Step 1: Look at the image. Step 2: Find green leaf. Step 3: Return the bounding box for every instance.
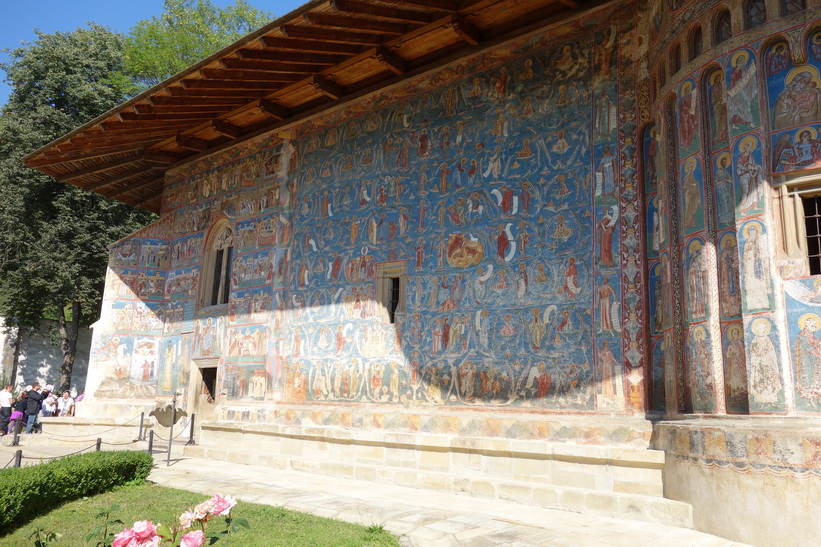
[156,523,173,538]
[234,518,250,529]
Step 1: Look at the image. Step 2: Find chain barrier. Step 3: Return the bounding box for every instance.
[32,413,143,439]
[151,418,190,442]
[2,454,16,469]
[19,444,97,462]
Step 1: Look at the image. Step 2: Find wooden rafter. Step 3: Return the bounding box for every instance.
[176,134,211,151]
[332,0,435,24]
[281,25,384,45]
[107,174,165,199]
[86,167,157,191]
[219,58,323,74]
[211,119,243,139]
[258,36,365,55]
[309,75,344,100]
[304,13,409,34]
[236,48,350,65]
[257,99,290,120]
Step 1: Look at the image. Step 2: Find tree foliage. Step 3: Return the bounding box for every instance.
[0,25,154,389]
[124,0,272,88]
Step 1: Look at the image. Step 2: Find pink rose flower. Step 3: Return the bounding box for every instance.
[193,500,214,520]
[112,528,137,547]
[180,530,205,547]
[132,520,157,541]
[208,494,237,516]
[137,537,161,547]
[179,510,196,529]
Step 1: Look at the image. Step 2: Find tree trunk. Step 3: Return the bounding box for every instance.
[9,327,22,388]
[58,300,80,393]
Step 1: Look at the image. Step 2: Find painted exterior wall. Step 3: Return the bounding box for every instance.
[85,3,648,417]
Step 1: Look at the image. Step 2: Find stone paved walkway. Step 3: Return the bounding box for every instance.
[0,438,751,546]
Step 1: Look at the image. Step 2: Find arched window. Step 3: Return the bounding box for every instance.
[714,10,732,45]
[670,44,682,75]
[201,222,234,308]
[745,0,766,29]
[659,62,667,88]
[781,0,805,16]
[689,26,703,60]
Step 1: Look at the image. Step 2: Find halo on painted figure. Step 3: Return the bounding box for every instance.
[730,50,749,67]
[742,219,764,238]
[687,238,702,254]
[716,150,732,166]
[684,156,698,173]
[709,70,723,86]
[692,325,707,340]
[795,126,818,141]
[785,65,821,87]
[738,135,759,152]
[719,231,736,248]
[726,324,743,339]
[798,312,821,330]
[751,317,772,336]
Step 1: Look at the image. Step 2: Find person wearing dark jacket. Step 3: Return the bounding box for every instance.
[25,383,42,433]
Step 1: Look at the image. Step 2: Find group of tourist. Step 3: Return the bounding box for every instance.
[0,383,82,435]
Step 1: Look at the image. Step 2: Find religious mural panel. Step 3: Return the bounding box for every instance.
[784,278,821,412]
[726,49,761,138]
[746,316,786,412]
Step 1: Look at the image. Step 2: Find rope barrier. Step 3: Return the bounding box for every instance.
[2,454,16,469]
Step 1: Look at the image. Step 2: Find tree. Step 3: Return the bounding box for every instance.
[125,0,273,88]
[0,25,154,391]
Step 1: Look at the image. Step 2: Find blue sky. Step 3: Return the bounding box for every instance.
[0,0,306,105]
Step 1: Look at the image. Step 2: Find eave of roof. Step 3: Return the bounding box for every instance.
[23,0,592,214]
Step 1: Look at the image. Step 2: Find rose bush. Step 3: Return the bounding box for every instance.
[111,494,246,547]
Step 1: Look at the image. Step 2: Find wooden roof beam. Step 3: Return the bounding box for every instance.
[181,79,289,90]
[449,15,481,46]
[56,154,143,182]
[86,167,157,192]
[310,75,344,100]
[199,68,305,82]
[257,99,290,120]
[211,119,242,139]
[331,0,436,24]
[303,13,409,35]
[29,142,147,167]
[388,0,459,10]
[120,112,217,121]
[143,150,181,165]
[374,46,407,75]
[258,36,364,55]
[134,104,230,114]
[219,58,322,74]
[236,48,349,65]
[175,134,211,152]
[107,174,165,199]
[281,25,384,45]
[148,96,247,106]
[166,86,269,98]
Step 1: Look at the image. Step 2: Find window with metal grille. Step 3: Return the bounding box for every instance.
[803,195,821,274]
[377,262,406,324]
[201,223,234,308]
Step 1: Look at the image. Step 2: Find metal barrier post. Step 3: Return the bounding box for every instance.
[10,418,21,447]
[167,395,176,467]
[186,413,196,446]
[14,449,21,468]
[137,412,145,441]
[96,438,102,452]
[148,430,154,454]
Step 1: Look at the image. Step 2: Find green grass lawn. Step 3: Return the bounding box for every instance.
[0,483,399,546]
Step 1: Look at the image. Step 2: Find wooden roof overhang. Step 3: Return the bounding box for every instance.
[23,0,591,213]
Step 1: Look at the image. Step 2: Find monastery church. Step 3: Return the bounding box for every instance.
[24,0,821,543]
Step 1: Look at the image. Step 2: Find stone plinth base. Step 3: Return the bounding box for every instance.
[184,407,690,527]
[652,416,821,546]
